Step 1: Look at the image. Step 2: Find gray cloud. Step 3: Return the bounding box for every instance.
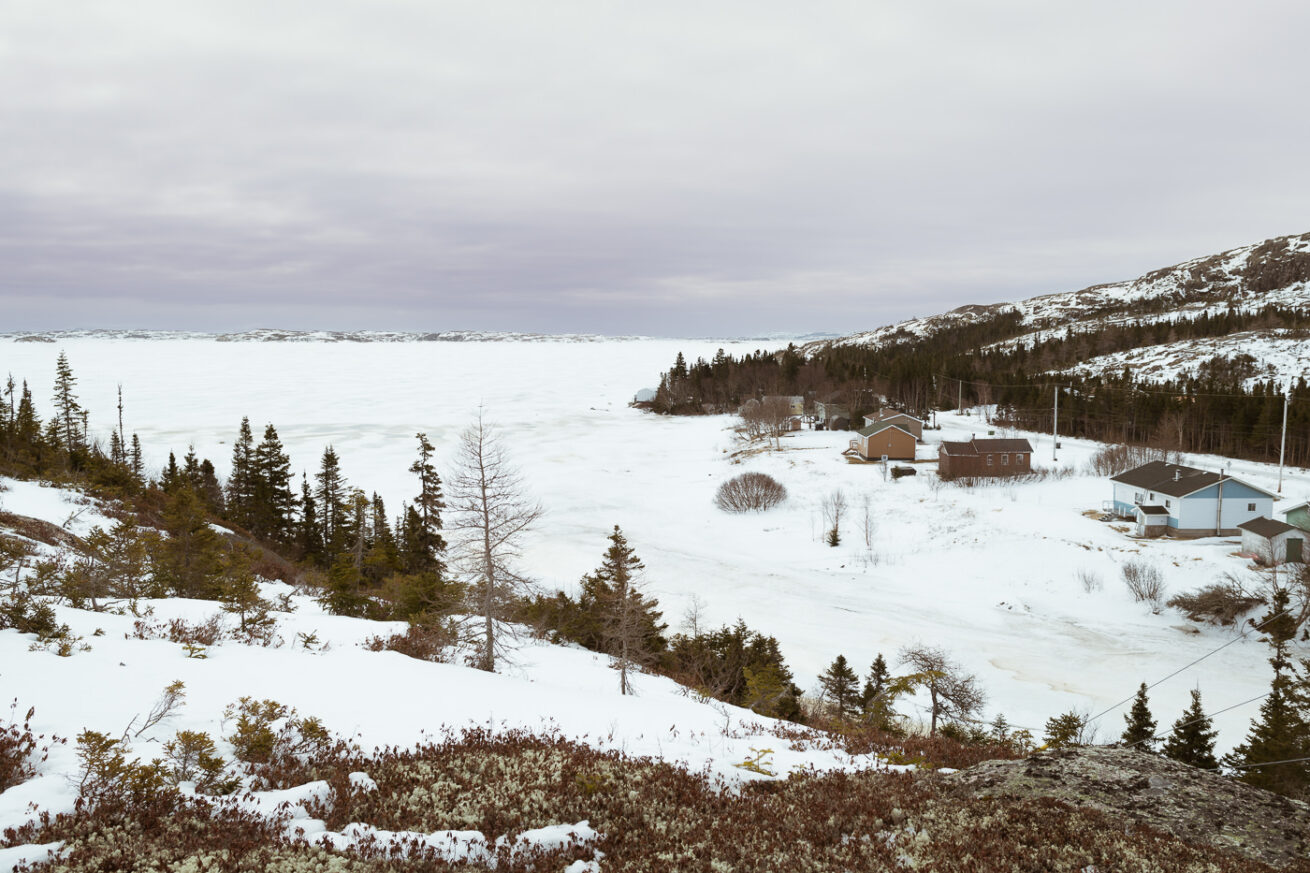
[2,0,1308,336]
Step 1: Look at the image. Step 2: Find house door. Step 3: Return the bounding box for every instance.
[1289,538,1304,563]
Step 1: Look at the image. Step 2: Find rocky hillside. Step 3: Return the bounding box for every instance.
[946,746,1310,869]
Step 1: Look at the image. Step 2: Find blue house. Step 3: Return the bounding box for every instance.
[1109,461,1276,538]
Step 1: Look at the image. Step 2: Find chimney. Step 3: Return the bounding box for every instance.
[1174,470,1180,481]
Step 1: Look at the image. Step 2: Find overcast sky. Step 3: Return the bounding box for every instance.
[2,1,1308,337]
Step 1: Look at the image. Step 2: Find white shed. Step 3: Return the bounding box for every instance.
[1237,517,1305,564]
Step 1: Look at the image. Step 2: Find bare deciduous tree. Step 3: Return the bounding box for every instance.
[859,492,876,549]
[759,396,793,450]
[448,411,543,672]
[898,643,986,735]
[820,489,847,546]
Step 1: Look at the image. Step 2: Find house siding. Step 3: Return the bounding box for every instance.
[856,428,915,460]
[1174,482,1273,535]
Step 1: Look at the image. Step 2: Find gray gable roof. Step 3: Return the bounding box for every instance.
[1238,517,1300,539]
[857,421,914,438]
[1110,461,1277,499]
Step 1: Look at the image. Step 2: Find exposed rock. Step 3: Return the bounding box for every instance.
[942,745,1310,869]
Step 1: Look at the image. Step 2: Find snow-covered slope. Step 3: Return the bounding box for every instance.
[809,232,1310,385]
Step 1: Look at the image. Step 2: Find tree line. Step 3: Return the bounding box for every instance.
[650,305,1310,467]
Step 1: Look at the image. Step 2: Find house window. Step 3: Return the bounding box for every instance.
[1149,492,1155,500]
[1016,454,1024,463]
[1165,499,1172,509]
[1002,454,1009,465]
[987,455,993,466]
[1248,503,1256,512]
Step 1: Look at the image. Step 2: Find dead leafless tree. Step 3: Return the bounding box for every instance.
[448,411,543,672]
[898,643,986,736]
[759,396,793,450]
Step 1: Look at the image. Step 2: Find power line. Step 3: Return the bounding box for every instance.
[1120,692,1271,752]
[1085,605,1298,728]
[1219,755,1310,772]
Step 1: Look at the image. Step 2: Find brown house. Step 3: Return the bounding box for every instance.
[938,437,1033,478]
[850,422,916,461]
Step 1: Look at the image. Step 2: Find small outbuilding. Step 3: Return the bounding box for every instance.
[937,437,1033,478]
[1238,517,1305,564]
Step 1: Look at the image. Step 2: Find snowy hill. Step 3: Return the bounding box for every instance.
[809,232,1310,385]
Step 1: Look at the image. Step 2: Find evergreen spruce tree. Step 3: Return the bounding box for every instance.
[1121,682,1158,751]
[314,446,350,560]
[861,653,891,713]
[52,351,82,460]
[16,382,39,452]
[297,474,323,564]
[407,432,447,573]
[1226,587,1310,795]
[198,459,225,514]
[819,654,860,720]
[1043,710,1087,748]
[160,452,182,492]
[130,434,143,481]
[251,424,296,542]
[1161,689,1219,769]
[579,526,666,694]
[227,417,256,528]
[218,546,273,638]
[321,554,368,618]
[108,430,124,468]
[362,493,400,585]
[157,485,224,599]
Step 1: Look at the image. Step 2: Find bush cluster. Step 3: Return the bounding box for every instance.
[714,472,788,513]
[1168,583,1265,626]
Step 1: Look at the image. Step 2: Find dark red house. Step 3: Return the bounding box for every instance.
[938,437,1034,478]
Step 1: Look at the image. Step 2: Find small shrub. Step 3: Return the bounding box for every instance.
[75,729,169,806]
[1123,560,1167,611]
[1077,568,1103,593]
[364,621,458,663]
[0,589,67,640]
[714,472,788,513]
[223,697,335,789]
[1,702,40,791]
[1167,582,1264,626]
[163,730,238,794]
[132,614,224,647]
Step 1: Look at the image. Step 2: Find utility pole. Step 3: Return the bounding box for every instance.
[1053,385,1059,462]
[1278,390,1289,493]
[958,380,963,415]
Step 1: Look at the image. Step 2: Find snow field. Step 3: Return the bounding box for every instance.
[0,337,1305,771]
